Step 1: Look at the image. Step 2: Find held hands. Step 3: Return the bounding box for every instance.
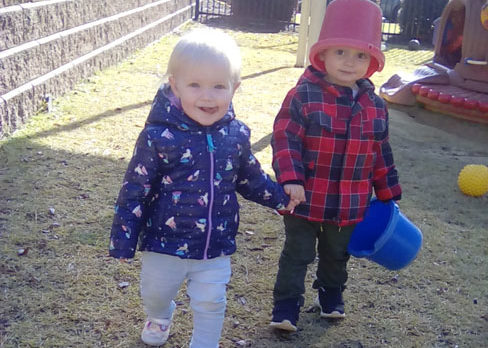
[284,184,306,212]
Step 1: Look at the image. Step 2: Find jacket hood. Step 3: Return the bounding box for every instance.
[145,83,236,131]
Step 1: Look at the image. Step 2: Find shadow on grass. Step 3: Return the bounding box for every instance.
[15,100,152,141]
[389,104,488,149]
[242,66,293,81]
[251,132,272,154]
[0,136,146,346]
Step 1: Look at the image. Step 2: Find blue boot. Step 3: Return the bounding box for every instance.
[316,286,345,319]
[269,298,301,331]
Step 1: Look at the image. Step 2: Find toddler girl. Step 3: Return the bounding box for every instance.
[109,28,297,347]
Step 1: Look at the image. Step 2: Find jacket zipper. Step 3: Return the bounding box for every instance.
[203,132,215,259]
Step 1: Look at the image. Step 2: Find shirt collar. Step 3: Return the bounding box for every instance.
[300,66,375,97]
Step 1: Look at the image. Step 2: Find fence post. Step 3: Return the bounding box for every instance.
[296,0,310,67]
[194,0,200,20]
[296,0,327,67]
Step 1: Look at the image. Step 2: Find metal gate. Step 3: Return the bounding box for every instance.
[194,0,300,29]
[195,0,397,39]
[194,0,444,43]
[194,0,232,21]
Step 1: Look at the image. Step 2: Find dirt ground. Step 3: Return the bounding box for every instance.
[1,22,487,347]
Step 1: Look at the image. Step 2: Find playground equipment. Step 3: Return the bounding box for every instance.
[380,0,488,123]
[457,164,488,196]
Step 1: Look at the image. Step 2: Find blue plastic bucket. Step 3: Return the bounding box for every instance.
[348,199,422,270]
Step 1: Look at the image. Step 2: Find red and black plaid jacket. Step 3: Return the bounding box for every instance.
[272,67,402,226]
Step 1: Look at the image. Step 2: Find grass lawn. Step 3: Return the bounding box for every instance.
[1,21,487,347]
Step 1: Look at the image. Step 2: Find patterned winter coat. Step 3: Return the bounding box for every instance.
[272,67,401,226]
[110,84,289,260]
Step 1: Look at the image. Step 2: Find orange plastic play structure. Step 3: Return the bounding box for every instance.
[380,0,488,123]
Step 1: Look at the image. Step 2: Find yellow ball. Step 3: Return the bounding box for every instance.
[457,164,488,197]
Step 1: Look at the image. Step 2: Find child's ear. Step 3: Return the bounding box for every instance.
[318,50,327,62]
[232,82,241,93]
[169,75,179,97]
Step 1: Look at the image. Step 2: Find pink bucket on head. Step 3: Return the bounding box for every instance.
[309,0,385,78]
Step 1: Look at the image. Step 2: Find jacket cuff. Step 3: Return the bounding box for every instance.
[282,180,305,186]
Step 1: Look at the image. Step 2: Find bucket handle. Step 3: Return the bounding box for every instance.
[372,201,400,253]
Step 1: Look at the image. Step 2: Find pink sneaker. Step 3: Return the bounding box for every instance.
[141,318,171,346]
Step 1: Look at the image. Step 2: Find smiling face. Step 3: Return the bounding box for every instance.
[169,61,240,126]
[319,46,371,87]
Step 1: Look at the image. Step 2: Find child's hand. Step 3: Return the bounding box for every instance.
[284,184,306,211]
[285,199,301,212]
[284,184,306,202]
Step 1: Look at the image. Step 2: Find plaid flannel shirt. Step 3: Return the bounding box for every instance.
[272,67,402,226]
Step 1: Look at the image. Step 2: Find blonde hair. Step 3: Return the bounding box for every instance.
[167,28,241,85]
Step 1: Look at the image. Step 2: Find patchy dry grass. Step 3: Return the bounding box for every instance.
[1,21,487,348]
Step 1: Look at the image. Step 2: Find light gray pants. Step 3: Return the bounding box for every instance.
[140,252,231,348]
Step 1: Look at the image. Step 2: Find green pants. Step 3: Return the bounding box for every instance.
[273,215,356,305]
